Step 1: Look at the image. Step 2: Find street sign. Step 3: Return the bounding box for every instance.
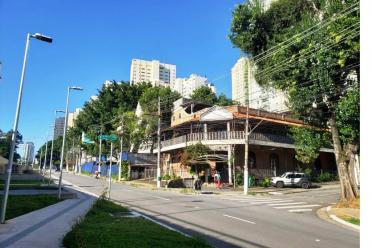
[99,134,118,141]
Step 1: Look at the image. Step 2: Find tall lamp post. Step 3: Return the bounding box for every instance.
[57,86,83,199]
[49,110,65,185]
[1,33,52,224]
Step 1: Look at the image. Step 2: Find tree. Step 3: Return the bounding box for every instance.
[74,81,151,156]
[139,86,181,152]
[181,143,210,175]
[0,129,22,161]
[216,93,235,106]
[229,0,360,201]
[190,86,217,105]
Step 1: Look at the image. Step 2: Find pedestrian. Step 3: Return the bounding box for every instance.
[214,172,221,189]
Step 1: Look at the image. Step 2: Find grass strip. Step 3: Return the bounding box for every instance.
[0,194,61,220]
[344,217,360,226]
[63,198,211,248]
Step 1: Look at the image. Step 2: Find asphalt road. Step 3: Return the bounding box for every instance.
[59,173,359,248]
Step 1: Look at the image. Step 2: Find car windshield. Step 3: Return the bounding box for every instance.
[280,173,287,178]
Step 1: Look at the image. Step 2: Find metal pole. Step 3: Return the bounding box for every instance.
[118,116,123,182]
[49,114,57,185]
[1,33,31,224]
[157,96,161,188]
[244,59,250,195]
[108,141,113,199]
[58,87,71,199]
[43,134,49,175]
[39,144,44,173]
[98,128,102,178]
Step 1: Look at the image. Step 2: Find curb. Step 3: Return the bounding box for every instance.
[325,206,360,231]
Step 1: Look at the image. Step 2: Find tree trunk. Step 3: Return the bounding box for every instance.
[329,117,358,202]
[346,144,360,197]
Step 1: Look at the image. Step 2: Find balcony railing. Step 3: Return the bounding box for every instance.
[160,131,293,149]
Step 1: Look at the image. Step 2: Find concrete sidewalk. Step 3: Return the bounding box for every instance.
[0,184,96,247]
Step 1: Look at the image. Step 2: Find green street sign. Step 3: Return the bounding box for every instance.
[99,134,118,141]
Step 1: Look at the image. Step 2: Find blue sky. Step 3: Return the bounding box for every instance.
[0,0,244,152]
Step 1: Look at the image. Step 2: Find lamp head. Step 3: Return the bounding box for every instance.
[31,33,53,43]
[69,86,83,91]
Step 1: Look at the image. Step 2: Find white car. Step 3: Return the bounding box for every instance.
[271,172,311,189]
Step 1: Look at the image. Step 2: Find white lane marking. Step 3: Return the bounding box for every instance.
[315,239,320,242]
[249,200,294,205]
[275,204,321,209]
[221,197,272,201]
[223,214,256,224]
[153,196,171,201]
[268,202,306,206]
[239,199,288,203]
[288,209,313,212]
[317,193,339,197]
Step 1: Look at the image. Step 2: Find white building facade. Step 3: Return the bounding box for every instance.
[231,57,289,113]
[68,108,82,128]
[22,142,35,163]
[172,74,216,99]
[130,59,176,87]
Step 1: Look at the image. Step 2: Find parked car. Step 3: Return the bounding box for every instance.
[271,172,311,189]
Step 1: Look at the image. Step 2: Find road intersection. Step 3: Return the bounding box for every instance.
[60,173,359,248]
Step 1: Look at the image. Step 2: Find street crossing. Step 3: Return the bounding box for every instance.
[218,195,321,213]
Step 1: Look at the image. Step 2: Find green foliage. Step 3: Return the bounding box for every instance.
[63,198,211,247]
[120,160,130,180]
[190,86,217,105]
[313,172,337,182]
[229,0,360,150]
[290,127,331,164]
[0,129,22,161]
[190,87,235,107]
[5,195,60,220]
[162,174,171,180]
[73,81,151,156]
[336,85,360,144]
[259,177,271,188]
[303,168,312,176]
[235,172,244,186]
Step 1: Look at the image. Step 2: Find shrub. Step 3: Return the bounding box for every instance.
[162,174,171,180]
[260,177,271,188]
[235,172,243,186]
[121,161,129,180]
[167,178,185,188]
[317,172,335,182]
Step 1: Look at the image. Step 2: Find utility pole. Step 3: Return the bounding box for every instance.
[118,115,124,182]
[108,141,113,199]
[43,135,49,176]
[98,127,102,178]
[244,59,250,195]
[157,96,161,188]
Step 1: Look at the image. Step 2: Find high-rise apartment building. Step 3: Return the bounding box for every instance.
[68,108,82,128]
[172,74,216,99]
[54,117,65,139]
[22,142,34,163]
[130,59,176,87]
[231,57,289,113]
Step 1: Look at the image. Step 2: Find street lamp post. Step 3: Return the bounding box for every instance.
[49,110,65,185]
[57,86,83,199]
[0,33,52,224]
[42,132,49,175]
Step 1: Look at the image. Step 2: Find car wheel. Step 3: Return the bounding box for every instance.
[302,182,309,189]
[276,181,284,188]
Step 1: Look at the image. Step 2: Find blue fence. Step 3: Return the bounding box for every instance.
[81,162,119,176]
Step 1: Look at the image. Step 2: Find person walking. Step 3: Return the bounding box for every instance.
[214,171,221,189]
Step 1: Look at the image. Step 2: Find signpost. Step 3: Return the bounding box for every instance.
[98,134,118,199]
